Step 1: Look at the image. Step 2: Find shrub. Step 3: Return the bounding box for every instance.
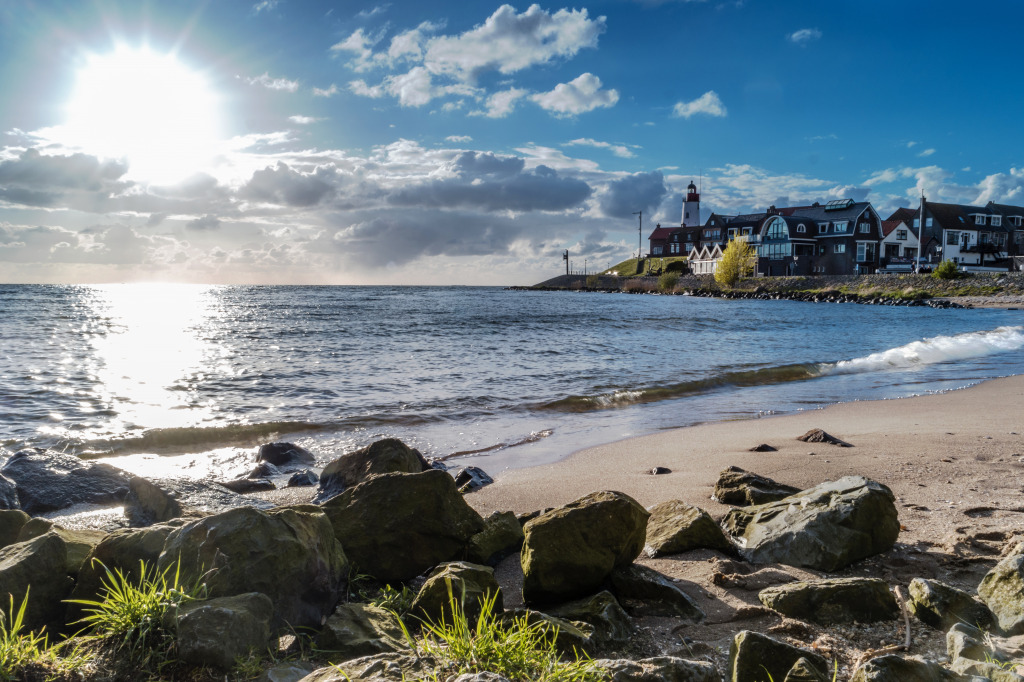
[715,237,757,288]
[658,272,680,292]
[665,260,688,273]
[932,259,961,280]
[585,274,600,289]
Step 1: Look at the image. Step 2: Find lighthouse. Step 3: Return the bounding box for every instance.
[682,180,700,227]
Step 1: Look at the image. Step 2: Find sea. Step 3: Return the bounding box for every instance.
[1,283,1023,486]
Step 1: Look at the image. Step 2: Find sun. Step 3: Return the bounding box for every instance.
[62,46,223,184]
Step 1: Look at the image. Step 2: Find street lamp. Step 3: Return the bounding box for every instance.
[633,210,642,274]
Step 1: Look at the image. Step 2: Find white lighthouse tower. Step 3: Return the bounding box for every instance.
[682,180,700,227]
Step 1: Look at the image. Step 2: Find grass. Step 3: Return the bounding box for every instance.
[66,559,207,673]
[406,583,604,682]
[0,589,90,682]
[603,256,689,277]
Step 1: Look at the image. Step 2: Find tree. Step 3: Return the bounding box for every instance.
[715,237,757,287]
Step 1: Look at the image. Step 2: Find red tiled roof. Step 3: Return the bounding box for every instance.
[648,227,676,240]
[881,219,905,237]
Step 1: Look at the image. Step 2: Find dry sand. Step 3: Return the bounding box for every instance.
[465,375,1024,673]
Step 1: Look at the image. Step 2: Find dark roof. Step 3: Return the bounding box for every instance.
[648,226,675,241]
[924,201,1010,233]
[775,201,874,223]
[886,207,917,223]
[987,202,1024,218]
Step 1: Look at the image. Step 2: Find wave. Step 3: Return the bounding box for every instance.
[541,326,1024,413]
[77,420,328,458]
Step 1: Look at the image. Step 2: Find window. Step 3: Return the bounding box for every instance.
[834,222,848,233]
[742,227,752,235]
[728,228,738,239]
[669,243,680,254]
[992,215,1002,227]
[797,223,806,233]
[818,223,828,233]
[947,231,959,245]
[896,229,907,241]
[857,243,866,261]
[1012,216,1023,227]
[764,217,788,240]
[926,218,933,227]
[913,219,920,228]
[834,243,846,254]
[819,245,826,254]
[980,233,991,245]
[652,246,663,255]
[996,233,1007,247]
[975,214,986,225]
[859,223,871,233]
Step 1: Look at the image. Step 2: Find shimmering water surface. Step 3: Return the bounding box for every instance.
[1,284,1022,480]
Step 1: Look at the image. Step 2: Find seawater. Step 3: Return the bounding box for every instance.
[1,283,1022,481]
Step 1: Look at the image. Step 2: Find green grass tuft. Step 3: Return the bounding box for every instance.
[0,588,91,681]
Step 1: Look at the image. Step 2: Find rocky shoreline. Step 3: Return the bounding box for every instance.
[3,402,1024,682]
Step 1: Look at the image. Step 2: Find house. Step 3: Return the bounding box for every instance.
[753,214,817,276]
[769,199,883,275]
[878,208,920,272]
[919,200,1015,271]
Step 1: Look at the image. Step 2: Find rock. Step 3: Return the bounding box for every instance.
[258,662,316,682]
[15,517,54,542]
[609,564,704,621]
[412,561,502,626]
[315,603,408,662]
[644,500,733,557]
[521,491,649,605]
[546,591,633,649]
[451,674,511,682]
[728,630,828,682]
[250,462,282,478]
[722,476,900,571]
[850,654,969,681]
[158,505,348,631]
[516,509,554,526]
[797,429,852,447]
[220,477,276,493]
[466,511,525,566]
[0,533,73,631]
[785,658,829,682]
[314,438,428,504]
[593,656,719,681]
[0,509,29,550]
[908,578,996,631]
[454,466,493,493]
[1,449,131,514]
[749,443,778,452]
[174,592,273,671]
[713,466,800,506]
[649,467,672,475]
[67,523,178,623]
[299,653,432,682]
[758,577,899,624]
[37,527,106,577]
[979,542,1024,635]
[288,469,319,487]
[500,608,595,656]
[256,442,316,469]
[947,622,1024,666]
[123,476,273,526]
[950,657,1024,681]
[0,473,19,510]
[321,470,484,584]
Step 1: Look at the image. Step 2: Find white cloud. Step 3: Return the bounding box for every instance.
[531,73,618,117]
[918,148,936,157]
[288,115,322,125]
[246,72,300,92]
[787,28,822,44]
[472,88,529,118]
[672,90,726,119]
[252,0,279,13]
[352,68,476,108]
[906,141,918,148]
[563,138,635,158]
[446,135,472,143]
[313,84,339,97]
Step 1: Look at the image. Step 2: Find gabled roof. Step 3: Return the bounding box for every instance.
[881,219,907,238]
[648,226,676,241]
[987,202,1024,219]
[775,200,874,223]
[886,207,917,223]
[924,201,1007,232]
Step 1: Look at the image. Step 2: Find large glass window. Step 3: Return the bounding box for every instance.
[764,217,788,240]
[947,231,959,245]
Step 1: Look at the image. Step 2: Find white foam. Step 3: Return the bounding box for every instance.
[827,326,1024,375]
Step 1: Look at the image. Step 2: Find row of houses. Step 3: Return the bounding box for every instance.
[648,182,1024,275]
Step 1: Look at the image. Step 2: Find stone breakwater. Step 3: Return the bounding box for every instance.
[2,436,1023,680]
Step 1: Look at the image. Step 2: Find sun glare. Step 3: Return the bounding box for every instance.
[62,46,222,184]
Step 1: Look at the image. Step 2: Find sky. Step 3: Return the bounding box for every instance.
[2,0,1023,285]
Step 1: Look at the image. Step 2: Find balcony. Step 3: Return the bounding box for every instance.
[961,243,1003,254]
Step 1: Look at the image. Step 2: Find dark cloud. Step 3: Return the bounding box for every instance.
[600,170,667,218]
[451,151,525,177]
[186,215,221,231]
[242,162,338,207]
[0,148,128,191]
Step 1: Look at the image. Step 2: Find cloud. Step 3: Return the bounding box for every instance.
[563,138,635,158]
[918,148,936,158]
[313,84,339,97]
[186,215,222,231]
[788,28,822,44]
[247,72,300,92]
[289,115,322,125]
[531,73,618,117]
[446,135,472,143]
[600,171,667,218]
[330,28,381,72]
[0,148,131,208]
[252,0,279,13]
[242,162,339,207]
[672,91,727,118]
[352,68,476,107]
[473,88,529,118]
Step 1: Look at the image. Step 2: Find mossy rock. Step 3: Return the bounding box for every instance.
[851,654,966,681]
[174,592,274,671]
[321,470,484,584]
[978,543,1024,635]
[0,509,30,550]
[593,656,719,682]
[609,564,704,621]
[758,577,898,624]
[546,591,633,649]
[411,561,502,627]
[908,577,995,631]
[158,505,348,631]
[314,438,427,504]
[728,630,828,682]
[644,500,733,557]
[315,603,409,663]
[466,510,524,565]
[713,466,799,506]
[0,533,73,632]
[500,608,595,657]
[521,491,649,605]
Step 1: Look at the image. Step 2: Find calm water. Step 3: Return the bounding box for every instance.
[1,283,1022,481]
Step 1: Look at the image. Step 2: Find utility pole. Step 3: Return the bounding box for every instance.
[915,195,925,274]
[563,249,569,275]
[633,210,642,274]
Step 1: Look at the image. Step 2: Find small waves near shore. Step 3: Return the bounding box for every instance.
[1,284,1023,478]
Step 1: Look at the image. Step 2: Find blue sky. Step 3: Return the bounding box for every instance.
[2,0,1023,284]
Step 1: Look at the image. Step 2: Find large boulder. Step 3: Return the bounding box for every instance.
[728,631,828,682]
[0,473,19,510]
[173,592,274,671]
[521,491,649,605]
[1,449,131,514]
[314,439,427,504]
[320,470,484,583]
[256,442,316,469]
[0,533,74,632]
[908,577,996,631]
[850,654,969,681]
[411,562,502,627]
[609,564,704,621]
[158,505,348,631]
[979,542,1024,635]
[758,577,899,624]
[947,622,1024,666]
[124,476,273,526]
[546,591,634,650]
[0,509,29,550]
[299,653,433,682]
[950,657,1024,681]
[713,466,799,506]
[722,476,900,571]
[315,603,408,663]
[644,500,733,557]
[593,656,719,682]
[465,511,524,566]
